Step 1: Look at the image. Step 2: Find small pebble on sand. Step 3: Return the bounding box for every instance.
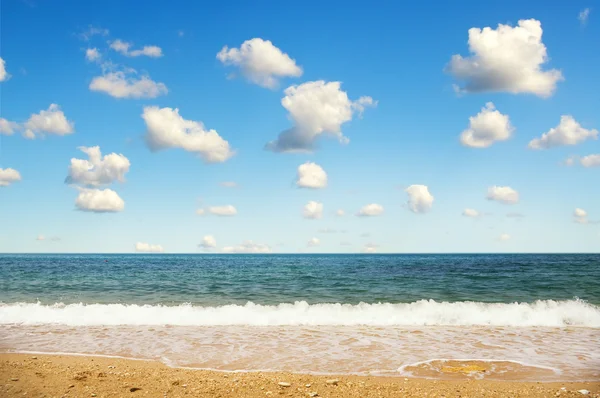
[278,382,291,387]
[579,390,590,395]
[326,379,339,386]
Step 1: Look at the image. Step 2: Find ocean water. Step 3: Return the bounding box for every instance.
[1,253,599,381]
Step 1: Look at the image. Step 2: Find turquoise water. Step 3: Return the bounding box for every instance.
[1,253,599,305]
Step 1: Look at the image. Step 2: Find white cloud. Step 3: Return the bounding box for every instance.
[85,48,101,62]
[528,116,598,149]
[446,19,563,97]
[222,241,272,254]
[142,106,234,163]
[307,237,320,247]
[357,203,384,217]
[110,39,163,58]
[498,233,511,241]
[36,235,45,241]
[296,162,327,189]
[135,242,164,253]
[219,181,238,188]
[0,57,10,82]
[78,25,109,41]
[405,185,434,213]
[581,154,600,167]
[486,186,519,205]
[75,188,125,213]
[217,38,302,88]
[363,243,379,253]
[66,146,130,186]
[0,168,21,187]
[462,208,481,218]
[23,104,74,139]
[579,8,591,25]
[460,102,514,148]
[335,209,345,217]
[574,208,589,224]
[199,235,217,249]
[303,201,323,219]
[207,205,237,216]
[90,71,167,99]
[265,81,376,153]
[0,118,18,135]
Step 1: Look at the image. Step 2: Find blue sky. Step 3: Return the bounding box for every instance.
[0,0,598,253]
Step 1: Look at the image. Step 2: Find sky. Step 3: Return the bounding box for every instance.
[0,0,599,253]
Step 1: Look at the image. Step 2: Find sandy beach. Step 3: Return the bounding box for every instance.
[1,353,599,398]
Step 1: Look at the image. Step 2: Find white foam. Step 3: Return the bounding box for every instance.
[0,299,599,326]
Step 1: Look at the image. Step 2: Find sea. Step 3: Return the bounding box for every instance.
[1,253,599,381]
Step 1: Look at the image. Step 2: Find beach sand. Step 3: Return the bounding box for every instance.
[1,354,599,397]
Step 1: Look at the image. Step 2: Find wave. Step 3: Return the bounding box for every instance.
[1,299,599,327]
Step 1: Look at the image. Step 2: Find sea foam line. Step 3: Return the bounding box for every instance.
[1,299,599,327]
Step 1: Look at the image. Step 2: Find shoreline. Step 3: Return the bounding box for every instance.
[2,353,599,397]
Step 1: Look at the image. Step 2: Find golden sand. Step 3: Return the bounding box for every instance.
[1,353,599,397]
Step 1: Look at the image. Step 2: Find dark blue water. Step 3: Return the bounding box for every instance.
[1,253,599,305]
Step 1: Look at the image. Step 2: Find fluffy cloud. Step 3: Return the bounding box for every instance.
[335,209,345,217]
[0,118,18,135]
[207,205,237,216]
[581,154,600,167]
[90,71,167,99]
[405,185,434,213]
[363,243,379,253]
[75,188,125,213]
[23,104,75,139]
[446,19,563,97]
[307,237,320,247]
[135,242,164,253]
[217,38,302,88]
[574,208,589,224]
[86,48,101,62]
[296,162,327,189]
[498,233,511,241]
[199,235,217,249]
[219,181,238,188]
[0,168,22,187]
[357,203,384,217]
[265,81,376,153]
[460,103,514,148]
[142,106,234,163]
[222,241,272,254]
[579,8,590,25]
[462,208,480,218]
[66,146,130,186]
[110,39,163,58]
[528,116,598,149]
[303,201,323,219]
[487,186,519,204]
[0,57,9,82]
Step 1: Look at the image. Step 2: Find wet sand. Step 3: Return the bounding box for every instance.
[1,353,599,397]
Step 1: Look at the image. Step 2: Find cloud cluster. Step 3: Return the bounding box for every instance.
[579,8,591,25]
[222,241,272,253]
[296,162,327,189]
[405,185,434,213]
[23,104,75,139]
[307,237,320,247]
[0,168,22,187]
[447,19,563,97]
[207,205,237,216]
[486,186,519,205]
[0,118,19,135]
[528,116,598,149]
[86,48,101,62]
[0,57,9,82]
[266,81,376,153]
[66,146,130,186]
[75,188,125,213]
[199,235,217,249]
[462,208,481,218]
[142,106,234,163]
[135,242,164,253]
[357,203,384,217]
[303,201,323,219]
[335,209,345,217]
[460,103,514,148]
[110,39,163,58]
[217,38,302,88]
[498,233,511,241]
[90,70,167,99]
[572,208,597,225]
[363,243,379,253]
